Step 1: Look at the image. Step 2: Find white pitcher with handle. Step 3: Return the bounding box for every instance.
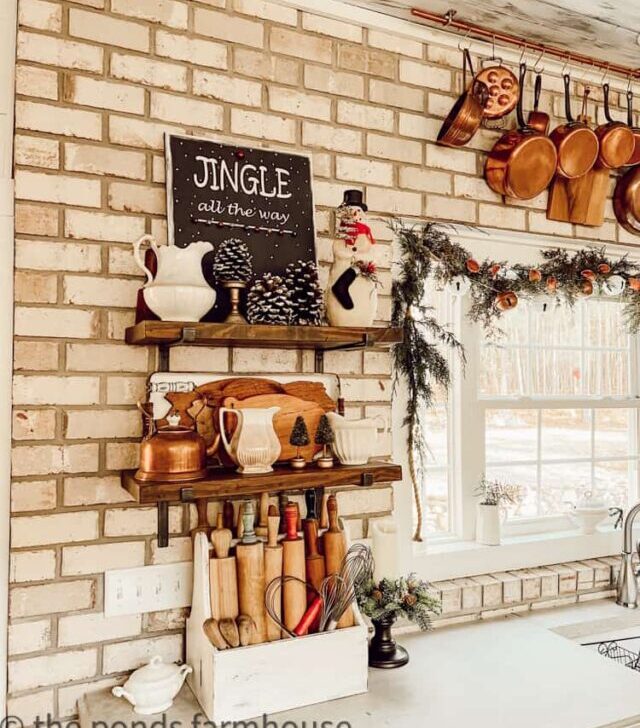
[219,406,281,474]
[133,234,216,322]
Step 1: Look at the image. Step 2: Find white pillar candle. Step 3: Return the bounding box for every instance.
[371,519,399,583]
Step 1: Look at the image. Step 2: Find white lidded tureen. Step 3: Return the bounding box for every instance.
[568,490,611,535]
[112,656,192,715]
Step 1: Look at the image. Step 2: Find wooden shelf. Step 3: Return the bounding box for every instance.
[122,461,402,505]
[125,320,402,350]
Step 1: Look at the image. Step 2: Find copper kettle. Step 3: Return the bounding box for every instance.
[135,407,207,483]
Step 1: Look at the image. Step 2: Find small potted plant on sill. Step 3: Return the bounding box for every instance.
[475,477,522,546]
[356,574,441,669]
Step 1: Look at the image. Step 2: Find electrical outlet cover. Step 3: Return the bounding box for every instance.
[105,562,193,617]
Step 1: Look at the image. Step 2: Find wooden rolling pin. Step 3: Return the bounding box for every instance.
[323,494,353,628]
[223,500,234,530]
[255,492,270,538]
[235,501,267,644]
[210,524,239,621]
[264,505,283,642]
[278,492,288,534]
[282,501,306,632]
[303,518,325,594]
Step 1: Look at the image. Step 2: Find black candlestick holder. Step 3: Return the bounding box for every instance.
[368,615,409,669]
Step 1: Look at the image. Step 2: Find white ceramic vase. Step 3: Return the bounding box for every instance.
[476,504,501,546]
[219,406,281,475]
[133,235,216,322]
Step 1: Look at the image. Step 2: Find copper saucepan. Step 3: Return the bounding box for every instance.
[527,72,550,134]
[614,166,640,235]
[485,64,557,200]
[626,89,640,166]
[549,74,599,179]
[595,83,635,169]
[437,49,489,148]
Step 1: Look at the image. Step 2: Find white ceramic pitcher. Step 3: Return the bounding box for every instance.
[133,234,215,322]
[219,406,281,475]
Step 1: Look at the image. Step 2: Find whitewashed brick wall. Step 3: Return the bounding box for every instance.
[10,0,634,720]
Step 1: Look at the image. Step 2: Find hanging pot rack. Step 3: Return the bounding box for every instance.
[410,7,640,82]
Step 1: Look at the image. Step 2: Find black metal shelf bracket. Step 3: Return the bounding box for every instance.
[157,501,169,547]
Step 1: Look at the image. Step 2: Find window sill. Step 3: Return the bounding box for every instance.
[412,526,624,581]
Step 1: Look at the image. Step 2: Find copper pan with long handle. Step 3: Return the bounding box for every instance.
[549,75,599,179]
[485,63,557,200]
[625,90,640,167]
[595,83,635,169]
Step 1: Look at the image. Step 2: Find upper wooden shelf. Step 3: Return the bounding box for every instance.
[122,461,403,505]
[125,321,403,350]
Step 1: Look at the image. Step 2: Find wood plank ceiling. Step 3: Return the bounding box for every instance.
[348,0,640,69]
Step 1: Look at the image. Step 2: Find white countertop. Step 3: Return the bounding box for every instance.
[81,599,640,728]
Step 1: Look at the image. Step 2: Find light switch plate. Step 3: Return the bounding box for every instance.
[105,562,193,617]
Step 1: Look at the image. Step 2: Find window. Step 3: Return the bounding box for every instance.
[421,291,640,541]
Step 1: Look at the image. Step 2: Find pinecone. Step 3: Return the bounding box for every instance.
[246,273,293,325]
[212,238,253,283]
[284,260,324,325]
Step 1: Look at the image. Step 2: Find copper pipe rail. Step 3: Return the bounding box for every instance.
[411,7,640,81]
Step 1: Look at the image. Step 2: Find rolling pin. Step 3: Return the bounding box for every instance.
[278,492,288,534]
[255,492,270,538]
[235,501,267,644]
[236,501,245,540]
[210,525,239,621]
[223,500,234,530]
[282,501,306,632]
[319,492,330,530]
[303,518,325,594]
[305,489,318,520]
[264,505,283,642]
[323,494,354,628]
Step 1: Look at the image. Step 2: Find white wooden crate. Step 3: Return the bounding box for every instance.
[187,532,368,722]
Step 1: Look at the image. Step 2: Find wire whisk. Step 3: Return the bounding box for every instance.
[319,543,374,631]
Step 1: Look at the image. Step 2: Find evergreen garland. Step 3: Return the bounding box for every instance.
[284,259,324,325]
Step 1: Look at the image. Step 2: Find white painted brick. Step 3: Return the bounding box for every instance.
[69,8,150,51]
[336,487,392,516]
[426,195,476,223]
[12,511,99,548]
[470,574,503,607]
[8,690,54,727]
[59,612,142,647]
[11,479,57,513]
[67,343,147,373]
[368,29,423,58]
[150,91,224,130]
[15,65,58,100]
[195,7,263,47]
[151,536,192,564]
[528,211,574,237]
[62,540,144,576]
[369,79,423,111]
[12,408,56,440]
[58,677,122,718]
[426,144,477,174]
[336,156,393,186]
[302,13,361,42]
[231,109,296,143]
[19,0,62,31]
[103,634,183,674]
[14,134,59,168]
[14,307,99,339]
[65,409,141,439]
[16,239,102,272]
[169,345,228,372]
[11,580,95,619]
[363,351,391,375]
[399,166,451,194]
[367,186,421,216]
[234,48,299,85]
[111,53,187,92]
[63,275,140,307]
[15,170,101,207]
[107,375,148,405]
[65,209,146,243]
[13,375,100,405]
[104,506,182,537]
[63,75,145,115]
[398,112,441,140]
[303,121,362,154]
[12,442,98,476]
[336,100,393,132]
[454,174,501,202]
[232,348,298,373]
[399,59,451,91]
[432,580,462,614]
[156,30,227,69]
[479,203,526,229]
[337,45,395,79]
[111,0,188,28]
[340,377,392,402]
[14,268,56,305]
[16,100,102,140]
[10,549,57,583]
[305,65,363,99]
[491,572,522,604]
[17,30,103,72]
[269,87,331,121]
[109,115,179,151]
[63,475,133,507]
[234,0,297,25]
[14,341,59,372]
[192,70,262,107]
[109,182,165,215]
[271,27,331,63]
[452,577,483,610]
[9,648,97,691]
[367,133,421,163]
[9,619,51,655]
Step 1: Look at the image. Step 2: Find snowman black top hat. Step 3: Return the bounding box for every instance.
[340,189,367,212]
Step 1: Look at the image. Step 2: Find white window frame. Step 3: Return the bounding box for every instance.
[393,228,640,582]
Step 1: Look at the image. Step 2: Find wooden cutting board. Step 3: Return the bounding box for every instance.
[222,393,326,462]
[547,169,609,226]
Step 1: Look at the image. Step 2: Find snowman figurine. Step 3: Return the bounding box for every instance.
[326,190,378,327]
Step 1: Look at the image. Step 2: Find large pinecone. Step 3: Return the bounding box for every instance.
[212,238,253,283]
[246,273,293,325]
[284,260,324,326]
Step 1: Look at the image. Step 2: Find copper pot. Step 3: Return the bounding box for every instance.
[437,49,489,148]
[485,64,557,200]
[135,420,207,482]
[626,90,640,166]
[475,61,519,119]
[614,166,640,235]
[595,83,635,169]
[549,75,599,179]
[527,72,550,134]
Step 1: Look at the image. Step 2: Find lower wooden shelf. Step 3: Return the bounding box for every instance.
[122,461,402,505]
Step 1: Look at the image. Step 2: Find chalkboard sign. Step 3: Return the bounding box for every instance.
[165,133,317,321]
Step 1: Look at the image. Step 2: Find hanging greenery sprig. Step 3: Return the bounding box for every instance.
[390,219,465,542]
